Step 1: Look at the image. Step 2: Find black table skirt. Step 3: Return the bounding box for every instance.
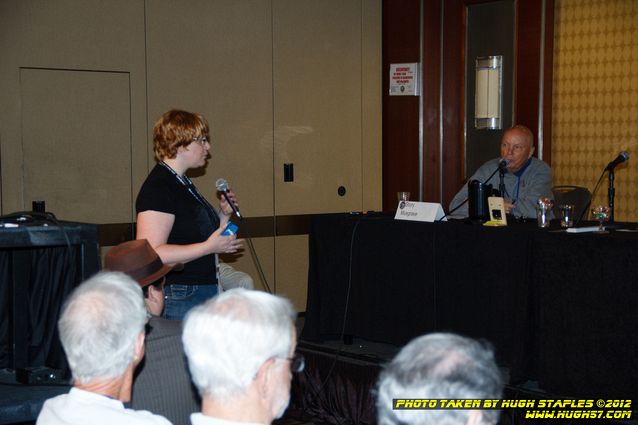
[302,213,638,399]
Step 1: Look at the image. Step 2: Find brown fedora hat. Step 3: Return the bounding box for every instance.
[104,239,179,287]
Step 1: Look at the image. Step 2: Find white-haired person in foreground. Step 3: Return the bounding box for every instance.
[37,272,171,425]
[376,333,503,425]
[182,288,301,425]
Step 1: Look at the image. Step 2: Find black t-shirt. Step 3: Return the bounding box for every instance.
[136,164,219,285]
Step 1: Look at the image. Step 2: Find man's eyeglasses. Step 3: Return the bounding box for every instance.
[192,136,210,146]
[281,352,305,373]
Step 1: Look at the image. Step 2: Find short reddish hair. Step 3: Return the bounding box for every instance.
[153,109,210,160]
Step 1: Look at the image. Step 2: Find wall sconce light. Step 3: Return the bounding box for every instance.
[475,55,502,130]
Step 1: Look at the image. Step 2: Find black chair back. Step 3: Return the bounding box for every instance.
[552,185,592,222]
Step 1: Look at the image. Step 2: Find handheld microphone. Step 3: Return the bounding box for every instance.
[605,151,629,171]
[215,178,242,219]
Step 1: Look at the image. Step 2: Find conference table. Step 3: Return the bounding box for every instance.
[301,213,638,400]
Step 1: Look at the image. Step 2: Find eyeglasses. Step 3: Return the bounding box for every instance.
[280,352,305,373]
[192,136,210,146]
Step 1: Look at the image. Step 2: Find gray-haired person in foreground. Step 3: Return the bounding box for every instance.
[182,288,301,425]
[37,272,171,425]
[376,333,503,425]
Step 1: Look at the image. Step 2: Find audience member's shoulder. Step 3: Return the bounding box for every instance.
[38,389,173,425]
[126,408,174,425]
[149,316,182,331]
[146,316,183,341]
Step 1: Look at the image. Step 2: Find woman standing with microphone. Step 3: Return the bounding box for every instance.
[136,109,243,320]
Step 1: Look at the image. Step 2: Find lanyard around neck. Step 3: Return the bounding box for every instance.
[159,161,219,227]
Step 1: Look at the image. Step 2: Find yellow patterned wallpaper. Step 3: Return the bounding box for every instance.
[552,0,638,221]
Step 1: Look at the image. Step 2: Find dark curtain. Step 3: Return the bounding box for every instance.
[0,246,79,372]
[290,349,381,425]
[0,252,9,366]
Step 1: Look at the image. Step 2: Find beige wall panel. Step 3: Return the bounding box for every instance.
[552,0,638,221]
[274,235,309,313]
[7,0,144,70]
[0,0,147,216]
[220,236,275,293]
[273,0,364,215]
[145,0,274,218]
[362,0,383,212]
[20,69,133,223]
[0,0,24,214]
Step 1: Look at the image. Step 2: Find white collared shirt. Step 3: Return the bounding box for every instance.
[190,413,266,425]
[37,387,172,425]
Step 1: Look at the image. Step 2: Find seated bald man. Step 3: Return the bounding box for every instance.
[449,125,553,219]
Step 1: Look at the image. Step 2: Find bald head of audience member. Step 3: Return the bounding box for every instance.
[183,288,299,425]
[376,333,503,425]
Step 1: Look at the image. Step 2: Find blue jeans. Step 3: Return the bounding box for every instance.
[163,284,218,320]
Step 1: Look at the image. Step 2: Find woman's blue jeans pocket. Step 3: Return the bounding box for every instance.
[163,284,218,320]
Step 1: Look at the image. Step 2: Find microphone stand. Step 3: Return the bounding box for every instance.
[498,168,506,198]
[218,187,272,294]
[486,160,508,189]
[608,168,615,223]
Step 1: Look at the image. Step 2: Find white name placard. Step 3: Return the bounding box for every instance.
[394,201,447,222]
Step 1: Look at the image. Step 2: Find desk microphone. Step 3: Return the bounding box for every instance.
[444,159,509,220]
[215,178,242,219]
[577,151,630,226]
[483,158,509,187]
[605,151,629,223]
[605,151,630,171]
